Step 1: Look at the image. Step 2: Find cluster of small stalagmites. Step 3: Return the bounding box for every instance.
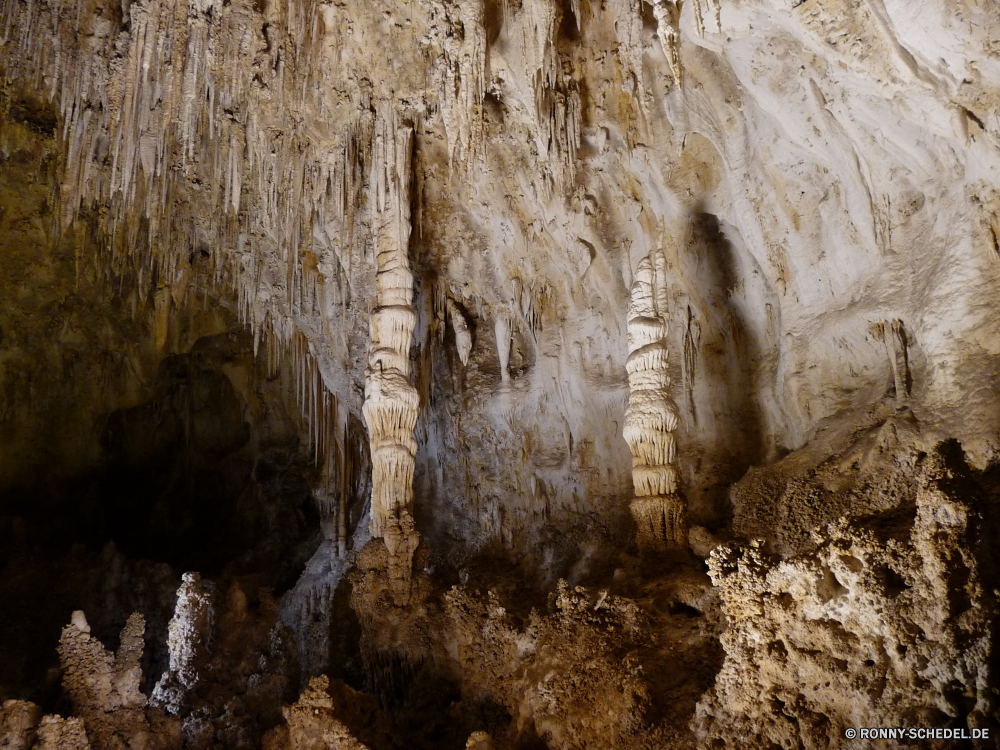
[694,447,998,748]
[0,700,92,750]
[56,611,162,750]
[442,582,652,749]
[34,716,91,750]
[263,676,371,750]
[623,250,686,550]
[361,106,420,604]
[151,572,216,715]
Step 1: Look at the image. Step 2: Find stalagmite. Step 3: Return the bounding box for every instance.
[150,573,215,715]
[361,106,420,603]
[623,250,686,550]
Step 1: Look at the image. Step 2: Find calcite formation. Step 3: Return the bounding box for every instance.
[4,0,1000,748]
[447,298,473,367]
[624,250,685,550]
[267,676,371,750]
[696,446,998,748]
[151,572,215,715]
[360,107,421,601]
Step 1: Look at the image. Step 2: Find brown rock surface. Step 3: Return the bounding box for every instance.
[2,0,1000,747]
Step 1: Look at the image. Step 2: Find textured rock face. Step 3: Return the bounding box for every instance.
[150,573,215,715]
[4,0,1000,747]
[3,0,999,547]
[697,446,1000,747]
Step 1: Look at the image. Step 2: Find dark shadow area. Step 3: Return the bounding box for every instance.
[557,0,580,42]
[0,329,322,707]
[97,334,318,578]
[686,209,767,476]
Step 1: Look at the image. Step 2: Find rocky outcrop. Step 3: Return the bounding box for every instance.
[34,716,92,750]
[264,676,370,750]
[0,700,42,749]
[57,612,150,750]
[695,445,999,747]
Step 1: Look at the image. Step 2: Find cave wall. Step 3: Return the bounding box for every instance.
[4,0,999,559]
[3,0,1000,745]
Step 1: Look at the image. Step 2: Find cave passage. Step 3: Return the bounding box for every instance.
[0,327,322,706]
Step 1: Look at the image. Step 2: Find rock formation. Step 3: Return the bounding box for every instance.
[624,250,685,550]
[696,445,998,747]
[266,676,370,750]
[150,573,215,715]
[361,106,421,603]
[447,298,473,367]
[3,0,1000,747]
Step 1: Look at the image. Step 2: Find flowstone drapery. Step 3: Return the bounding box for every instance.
[624,250,686,550]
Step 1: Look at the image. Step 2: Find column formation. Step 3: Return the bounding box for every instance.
[362,107,420,601]
[623,250,686,550]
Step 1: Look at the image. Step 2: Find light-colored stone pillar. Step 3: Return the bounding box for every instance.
[362,106,420,600]
[623,250,686,550]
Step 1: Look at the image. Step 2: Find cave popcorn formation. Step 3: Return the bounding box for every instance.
[624,250,685,550]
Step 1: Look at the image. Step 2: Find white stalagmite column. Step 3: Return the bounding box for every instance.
[362,105,420,602]
[623,250,686,550]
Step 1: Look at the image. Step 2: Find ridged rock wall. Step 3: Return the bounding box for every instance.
[7,0,1000,561]
[5,11,1000,744]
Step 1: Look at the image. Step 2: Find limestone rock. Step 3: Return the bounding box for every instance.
[57,611,149,750]
[694,445,999,747]
[34,715,91,750]
[151,573,215,715]
[624,251,686,550]
[0,700,41,750]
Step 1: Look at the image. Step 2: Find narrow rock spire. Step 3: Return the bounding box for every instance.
[361,105,420,603]
[623,249,686,550]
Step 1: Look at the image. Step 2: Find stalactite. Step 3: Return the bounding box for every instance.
[0,0,378,422]
[495,314,511,383]
[691,0,722,38]
[608,0,647,107]
[361,105,420,604]
[429,0,487,173]
[447,298,473,365]
[652,1,682,83]
[623,249,686,550]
